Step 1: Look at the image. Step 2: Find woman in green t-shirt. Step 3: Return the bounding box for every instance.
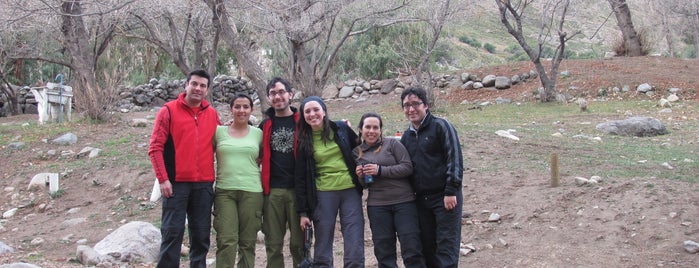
[295,96,364,267]
[213,93,263,268]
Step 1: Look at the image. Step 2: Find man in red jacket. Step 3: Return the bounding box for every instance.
[148,69,220,268]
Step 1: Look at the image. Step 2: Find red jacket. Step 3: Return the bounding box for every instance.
[148,93,220,183]
[259,107,299,195]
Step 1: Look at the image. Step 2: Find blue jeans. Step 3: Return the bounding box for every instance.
[157,182,214,268]
[313,189,365,268]
[416,190,463,268]
[367,201,425,268]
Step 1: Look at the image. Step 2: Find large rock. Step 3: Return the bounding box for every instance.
[83,221,161,265]
[321,84,338,99]
[481,75,497,87]
[338,86,355,98]
[0,241,13,254]
[494,76,511,89]
[51,133,78,145]
[636,83,653,93]
[379,80,398,94]
[595,117,668,137]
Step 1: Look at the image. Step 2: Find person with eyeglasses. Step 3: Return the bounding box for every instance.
[399,86,464,268]
[258,77,304,267]
[148,69,220,268]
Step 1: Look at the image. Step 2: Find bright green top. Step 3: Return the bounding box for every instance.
[313,129,354,191]
[214,126,263,192]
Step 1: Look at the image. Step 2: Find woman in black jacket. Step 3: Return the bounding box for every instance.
[294,96,364,267]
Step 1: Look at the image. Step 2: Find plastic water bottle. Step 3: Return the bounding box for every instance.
[363,164,374,184]
[365,173,374,184]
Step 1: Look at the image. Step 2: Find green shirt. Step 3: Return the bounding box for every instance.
[214,126,263,192]
[313,129,354,191]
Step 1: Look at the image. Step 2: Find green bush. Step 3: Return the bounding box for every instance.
[484,43,496,54]
[458,36,481,48]
[357,43,395,79]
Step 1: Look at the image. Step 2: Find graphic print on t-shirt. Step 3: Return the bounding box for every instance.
[271,126,294,153]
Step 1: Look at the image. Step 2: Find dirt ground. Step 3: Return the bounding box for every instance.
[0,56,697,267]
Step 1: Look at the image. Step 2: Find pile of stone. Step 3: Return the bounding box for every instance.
[114,75,257,113]
[7,69,544,115]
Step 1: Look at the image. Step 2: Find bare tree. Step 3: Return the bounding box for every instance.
[123,1,218,76]
[694,2,699,58]
[0,46,20,115]
[607,0,644,56]
[496,0,580,102]
[202,0,269,111]
[220,0,416,97]
[668,0,699,58]
[646,0,676,56]
[413,0,452,88]
[4,0,135,120]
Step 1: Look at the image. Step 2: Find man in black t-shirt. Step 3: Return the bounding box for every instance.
[259,77,303,267]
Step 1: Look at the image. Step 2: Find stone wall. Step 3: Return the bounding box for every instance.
[6,69,542,115]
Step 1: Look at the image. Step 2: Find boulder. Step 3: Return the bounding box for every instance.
[379,80,398,94]
[89,221,161,264]
[51,133,78,145]
[494,76,511,89]
[338,86,355,98]
[595,117,668,137]
[482,75,497,87]
[0,241,14,255]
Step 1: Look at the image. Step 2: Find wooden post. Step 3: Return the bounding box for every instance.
[551,152,560,187]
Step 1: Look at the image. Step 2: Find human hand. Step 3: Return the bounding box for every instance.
[160,180,173,198]
[300,216,311,231]
[362,163,378,176]
[444,195,457,211]
[355,165,364,177]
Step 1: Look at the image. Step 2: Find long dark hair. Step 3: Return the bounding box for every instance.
[296,98,332,158]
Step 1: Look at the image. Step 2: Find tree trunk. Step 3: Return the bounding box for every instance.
[496,0,575,103]
[204,0,268,111]
[694,10,699,58]
[535,60,556,102]
[0,75,20,115]
[608,0,643,56]
[290,40,322,97]
[61,0,99,106]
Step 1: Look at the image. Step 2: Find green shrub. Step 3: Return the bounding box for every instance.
[458,36,481,48]
[484,43,496,53]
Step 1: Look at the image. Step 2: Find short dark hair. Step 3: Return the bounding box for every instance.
[266,77,293,95]
[400,86,429,107]
[187,69,211,87]
[229,93,253,108]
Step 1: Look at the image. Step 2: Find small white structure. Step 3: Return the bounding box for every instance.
[29,82,73,124]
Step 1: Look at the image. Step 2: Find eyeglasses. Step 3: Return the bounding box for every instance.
[402,101,423,110]
[268,90,288,97]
